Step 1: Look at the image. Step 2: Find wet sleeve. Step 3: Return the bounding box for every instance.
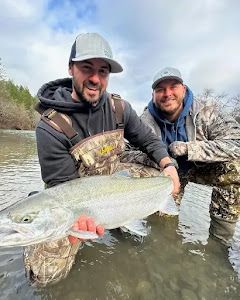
[187,105,240,162]
[36,122,79,187]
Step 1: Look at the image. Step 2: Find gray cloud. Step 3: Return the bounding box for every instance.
[0,0,239,114]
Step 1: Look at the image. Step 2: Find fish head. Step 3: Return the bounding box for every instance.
[0,205,75,247]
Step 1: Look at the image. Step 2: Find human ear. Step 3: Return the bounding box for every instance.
[68,64,73,76]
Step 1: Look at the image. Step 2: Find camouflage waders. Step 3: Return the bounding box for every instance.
[24,131,162,286]
[24,237,82,285]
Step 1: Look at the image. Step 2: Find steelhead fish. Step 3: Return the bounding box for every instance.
[0,172,178,247]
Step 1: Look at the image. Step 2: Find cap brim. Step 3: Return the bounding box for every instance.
[152,76,183,89]
[71,55,123,73]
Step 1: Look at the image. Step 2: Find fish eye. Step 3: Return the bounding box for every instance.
[21,215,33,223]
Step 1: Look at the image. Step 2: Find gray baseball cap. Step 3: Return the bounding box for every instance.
[152,67,183,89]
[69,33,123,73]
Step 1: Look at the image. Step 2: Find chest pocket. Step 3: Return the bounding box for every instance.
[71,129,125,176]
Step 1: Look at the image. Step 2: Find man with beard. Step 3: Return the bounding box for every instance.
[125,67,240,247]
[24,33,180,285]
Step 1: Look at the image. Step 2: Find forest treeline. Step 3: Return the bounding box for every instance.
[0,60,37,130]
[0,60,239,130]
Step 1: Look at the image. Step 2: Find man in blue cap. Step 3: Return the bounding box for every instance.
[132,66,240,246]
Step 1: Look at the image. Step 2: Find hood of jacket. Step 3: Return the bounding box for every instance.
[37,78,108,113]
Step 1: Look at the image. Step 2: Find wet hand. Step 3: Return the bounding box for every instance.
[68,215,104,244]
[169,141,188,157]
[163,165,180,198]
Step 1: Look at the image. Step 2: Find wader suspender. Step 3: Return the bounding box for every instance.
[35,94,124,146]
[111,93,124,129]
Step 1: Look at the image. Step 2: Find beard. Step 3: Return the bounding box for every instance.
[159,105,180,115]
[154,97,184,121]
[73,78,104,104]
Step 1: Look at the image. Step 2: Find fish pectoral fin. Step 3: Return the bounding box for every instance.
[120,219,150,236]
[67,229,99,240]
[158,196,179,216]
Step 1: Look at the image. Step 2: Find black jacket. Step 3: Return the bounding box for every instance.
[36,78,169,187]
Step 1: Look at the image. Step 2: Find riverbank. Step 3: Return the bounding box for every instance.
[0,78,38,130]
[0,97,38,130]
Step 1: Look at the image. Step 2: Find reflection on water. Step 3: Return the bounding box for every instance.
[229,222,240,280]
[178,182,213,245]
[0,129,36,163]
[0,130,239,300]
[0,129,43,210]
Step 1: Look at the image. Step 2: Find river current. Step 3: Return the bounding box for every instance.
[0,129,239,300]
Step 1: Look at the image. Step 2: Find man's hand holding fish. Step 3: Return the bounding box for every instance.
[68,215,105,244]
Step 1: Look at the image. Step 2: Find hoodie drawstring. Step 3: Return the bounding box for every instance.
[87,109,92,136]
[101,106,105,133]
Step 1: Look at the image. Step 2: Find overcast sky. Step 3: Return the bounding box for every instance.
[1,0,239,113]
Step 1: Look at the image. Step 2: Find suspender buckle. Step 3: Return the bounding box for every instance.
[117,123,124,129]
[111,93,122,100]
[43,109,57,120]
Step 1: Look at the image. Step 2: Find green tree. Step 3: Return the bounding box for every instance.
[0,58,37,130]
[5,80,36,109]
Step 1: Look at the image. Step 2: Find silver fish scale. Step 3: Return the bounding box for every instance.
[42,175,170,202]
[0,174,173,246]
[8,175,172,220]
[40,175,173,228]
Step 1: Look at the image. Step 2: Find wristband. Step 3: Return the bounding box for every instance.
[163,162,175,169]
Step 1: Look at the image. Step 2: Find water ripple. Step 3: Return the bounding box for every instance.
[0,130,240,299]
[229,222,240,279]
[177,182,212,245]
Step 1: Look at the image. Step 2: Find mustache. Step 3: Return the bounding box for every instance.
[84,81,101,90]
[162,97,176,101]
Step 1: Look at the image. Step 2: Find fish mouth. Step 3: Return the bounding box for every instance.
[0,207,75,247]
[0,223,59,247]
[0,227,36,247]
[0,228,18,238]
[0,220,45,247]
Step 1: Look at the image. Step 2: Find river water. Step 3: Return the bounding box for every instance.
[0,129,239,300]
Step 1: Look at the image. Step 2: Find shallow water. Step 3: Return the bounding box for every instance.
[0,129,239,300]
